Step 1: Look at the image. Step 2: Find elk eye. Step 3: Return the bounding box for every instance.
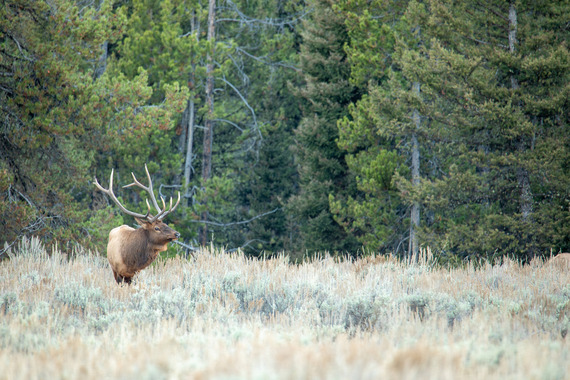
[154,227,160,231]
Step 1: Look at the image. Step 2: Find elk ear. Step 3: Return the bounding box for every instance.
[134,217,150,227]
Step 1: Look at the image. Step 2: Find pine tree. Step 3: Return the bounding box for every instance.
[0,0,186,250]
[112,0,305,253]
[410,0,570,258]
[288,0,361,256]
[209,0,304,255]
[334,0,569,259]
[332,0,429,256]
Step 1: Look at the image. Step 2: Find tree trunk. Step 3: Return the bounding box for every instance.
[508,2,534,259]
[93,41,108,80]
[409,81,420,262]
[508,2,533,223]
[200,0,216,246]
[183,12,198,211]
[184,99,195,209]
[175,101,189,187]
[508,3,519,90]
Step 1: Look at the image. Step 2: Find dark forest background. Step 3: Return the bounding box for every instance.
[1,0,568,262]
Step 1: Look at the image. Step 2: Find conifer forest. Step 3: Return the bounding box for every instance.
[1,2,570,379]
[1,0,569,261]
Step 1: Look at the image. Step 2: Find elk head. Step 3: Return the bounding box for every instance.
[93,164,181,284]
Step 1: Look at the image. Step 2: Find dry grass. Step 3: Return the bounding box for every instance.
[0,237,568,380]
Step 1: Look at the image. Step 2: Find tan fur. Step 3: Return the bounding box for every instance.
[107,225,135,278]
[551,253,570,267]
[107,219,179,284]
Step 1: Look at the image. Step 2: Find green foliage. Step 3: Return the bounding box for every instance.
[1,0,568,261]
[80,207,125,251]
[332,0,424,255]
[411,0,570,258]
[330,147,403,251]
[193,0,303,253]
[334,0,570,259]
[288,0,361,256]
[108,0,304,254]
[338,0,405,86]
[0,0,187,251]
[0,0,118,245]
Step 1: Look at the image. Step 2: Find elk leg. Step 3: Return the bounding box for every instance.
[112,269,121,284]
[112,270,132,285]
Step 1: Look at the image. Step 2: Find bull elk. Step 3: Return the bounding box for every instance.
[550,253,570,268]
[94,164,181,284]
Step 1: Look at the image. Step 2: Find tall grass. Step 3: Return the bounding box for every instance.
[0,237,568,379]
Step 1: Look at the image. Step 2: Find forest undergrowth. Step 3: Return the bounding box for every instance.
[0,237,568,379]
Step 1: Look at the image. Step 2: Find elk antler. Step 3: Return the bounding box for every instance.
[123,164,181,222]
[94,164,181,222]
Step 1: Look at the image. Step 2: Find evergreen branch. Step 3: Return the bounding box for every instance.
[187,208,281,227]
[466,36,489,45]
[77,0,95,17]
[172,240,198,258]
[218,75,260,139]
[0,85,14,95]
[7,33,35,62]
[0,240,17,260]
[8,184,36,209]
[234,47,299,71]
[474,2,509,22]
[217,1,311,28]
[226,239,267,253]
[227,52,250,88]
[214,118,245,132]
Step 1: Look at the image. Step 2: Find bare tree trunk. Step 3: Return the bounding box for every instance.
[200,0,216,246]
[179,104,188,157]
[184,99,195,207]
[409,81,420,262]
[93,41,108,80]
[94,2,109,79]
[183,12,198,211]
[508,2,533,223]
[507,2,534,259]
[508,3,519,90]
[175,102,189,188]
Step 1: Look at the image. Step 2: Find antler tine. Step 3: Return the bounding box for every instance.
[94,165,180,223]
[172,191,181,212]
[122,164,163,216]
[157,191,181,221]
[144,163,162,213]
[152,197,169,222]
[93,169,148,219]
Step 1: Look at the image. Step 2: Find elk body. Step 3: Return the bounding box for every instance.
[551,253,570,268]
[94,165,181,284]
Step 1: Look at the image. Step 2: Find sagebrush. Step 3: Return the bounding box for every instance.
[0,237,568,379]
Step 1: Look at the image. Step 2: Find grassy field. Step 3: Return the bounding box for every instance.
[0,237,568,379]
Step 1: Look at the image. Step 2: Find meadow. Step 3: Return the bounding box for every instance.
[0,237,568,380]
